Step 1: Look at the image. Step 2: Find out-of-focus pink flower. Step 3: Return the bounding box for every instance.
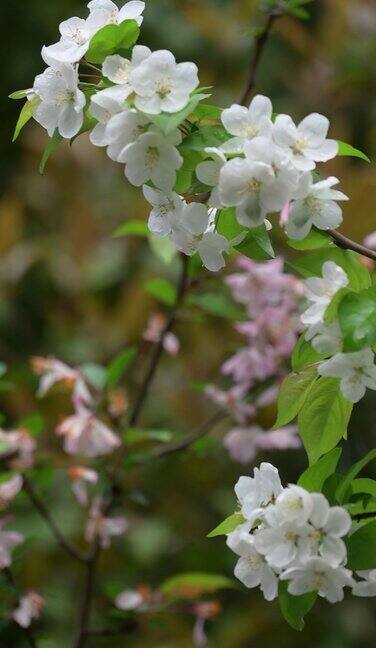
[115,589,145,611]
[224,425,300,464]
[85,498,128,549]
[143,314,180,356]
[0,429,36,469]
[361,232,376,272]
[31,356,93,407]
[0,475,23,510]
[56,405,121,458]
[67,467,98,507]
[205,385,255,424]
[191,601,221,648]
[280,202,290,226]
[255,385,280,408]
[364,231,376,249]
[12,591,45,628]
[222,347,277,385]
[0,516,24,568]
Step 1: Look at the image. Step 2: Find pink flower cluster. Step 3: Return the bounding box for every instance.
[207,257,303,463]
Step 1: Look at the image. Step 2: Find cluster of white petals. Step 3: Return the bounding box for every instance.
[226,463,356,603]
[299,262,376,403]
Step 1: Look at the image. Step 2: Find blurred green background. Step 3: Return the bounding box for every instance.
[1,0,376,646]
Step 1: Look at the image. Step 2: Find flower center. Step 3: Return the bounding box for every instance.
[242,124,258,138]
[156,78,172,99]
[116,61,131,83]
[286,496,303,512]
[145,146,160,169]
[247,553,264,569]
[312,573,327,590]
[247,178,261,194]
[293,138,307,155]
[70,28,86,45]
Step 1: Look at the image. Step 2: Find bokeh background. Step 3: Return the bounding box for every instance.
[1,0,376,645]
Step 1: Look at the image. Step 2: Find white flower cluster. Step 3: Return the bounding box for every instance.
[300,261,376,403]
[227,462,375,604]
[23,1,352,272]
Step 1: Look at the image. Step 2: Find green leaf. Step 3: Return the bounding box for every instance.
[80,363,107,390]
[298,448,342,492]
[193,103,222,121]
[148,234,177,265]
[337,141,370,163]
[298,377,353,465]
[188,292,245,320]
[124,428,174,445]
[291,334,327,372]
[39,130,63,174]
[336,449,376,504]
[113,219,149,237]
[19,414,44,437]
[279,581,316,631]
[145,277,177,306]
[106,347,137,388]
[9,89,30,100]
[291,249,371,292]
[208,512,245,538]
[0,363,7,379]
[174,149,203,194]
[86,20,140,64]
[347,520,376,570]
[273,366,317,429]
[13,98,40,142]
[161,573,234,600]
[338,287,376,352]
[143,94,209,136]
[180,125,231,152]
[323,287,351,325]
[287,229,333,251]
[287,6,310,19]
[350,478,376,499]
[216,208,245,240]
[235,224,275,260]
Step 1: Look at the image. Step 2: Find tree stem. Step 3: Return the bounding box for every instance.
[72,543,100,648]
[240,14,277,107]
[328,229,376,262]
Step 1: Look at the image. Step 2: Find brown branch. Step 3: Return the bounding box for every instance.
[23,476,87,563]
[127,253,190,427]
[3,568,37,648]
[72,542,101,648]
[152,411,227,460]
[239,14,277,107]
[328,230,376,262]
[85,620,138,637]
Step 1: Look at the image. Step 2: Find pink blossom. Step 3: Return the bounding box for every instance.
[0,429,36,469]
[143,314,180,355]
[280,202,290,226]
[205,385,255,424]
[31,356,93,407]
[222,347,277,385]
[364,231,376,249]
[56,405,121,458]
[12,591,45,628]
[115,590,144,611]
[0,516,24,568]
[67,466,98,507]
[224,425,300,464]
[0,475,23,510]
[191,601,221,648]
[85,498,128,549]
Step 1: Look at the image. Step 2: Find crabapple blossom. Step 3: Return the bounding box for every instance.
[233,535,279,601]
[67,466,98,507]
[143,313,180,355]
[12,592,45,629]
[253,519,311,569]
[89,89,131,147]
[280,557,354,603]
[130,49,199,114]
[101,45,151,91]
[0,475,23,511]
[119,128,182,191]
[195,147,227,208]
[221,95,273,153]
[286,174,348,240]
[33,64,85,138]
[142,185,184,237]
[115,589,144,610]
[42,13,101,65]
[307,493,351,566]
[0,517,24,569]
[88,0,145,28]
[56,404,121,457]
[224,425,300,464]
[265,485,314,525]
[31,356,93,407]
[273,113,338,171]
[304,320,342,355]
[105,109,150,161]
[85,497,128,548]
[352,570,376,597]
[318,348,376,403]
[0,429,36,469]
[235,462,283,522]
[300,261,349,326]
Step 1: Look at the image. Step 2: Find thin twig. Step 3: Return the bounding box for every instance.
[4,568,37,648]
[72,542,101,648]
[85,620,138,637]
[23,476,87,563]
[328,230,376,262]
[240,14,277,107]
[128,254,190,427]
[79,59,102,73]
[153,411,227,459]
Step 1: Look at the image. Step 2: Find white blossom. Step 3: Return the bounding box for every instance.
[0,475,23,511]
[301,261,349,326]
[143,185,184,236]
[234,462,282,523]
[273,113,338,171]
[265,485,314,525]
[318,348,376,403]
[89,88,131,147]
[42,13,102,65]
[85,497,128,548]
[221,95,273,154]
[254,519,311,569]
[304,320,342,355]
[105,109,150,161]
[0,517,24,569]
[102,45,151,92]
[33,64,85,138]
[119,128,182,191]
[353,570,376,597]
[88,0,145,28]
[195,147,227,208]
[307,493,351,566]
[131,49,199,114]
[286,174,348,239]
[233,535,279,601]
[280,557,354,603]
[12,592,45,629]
[116,589,144,610]
[31,356,93,407]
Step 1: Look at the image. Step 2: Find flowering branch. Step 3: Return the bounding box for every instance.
[23,476,87,563]
[328,229,376,262]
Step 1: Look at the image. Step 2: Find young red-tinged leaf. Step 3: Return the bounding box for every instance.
[208,512,245,538]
